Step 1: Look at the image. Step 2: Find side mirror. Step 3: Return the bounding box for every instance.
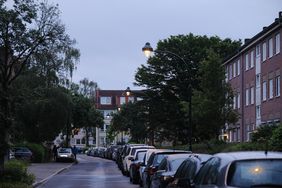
[128,156,134,161]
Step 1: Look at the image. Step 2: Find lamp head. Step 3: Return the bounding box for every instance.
[125,87,131,96]
[142,42,153,57]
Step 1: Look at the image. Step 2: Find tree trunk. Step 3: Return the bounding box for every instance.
[0,83,11,176]
[85,127,89,147]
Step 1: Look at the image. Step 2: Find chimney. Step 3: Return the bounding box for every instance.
[279,11,282,18]
[244,38,250,44]
[263,27,267,30]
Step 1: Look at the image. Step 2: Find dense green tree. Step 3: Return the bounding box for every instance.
[72,92,103,146]
[10,70,73,143]
[110,101,148,143]
[0,0,79,174]
[193,50,238,141]
[135,34,241,144]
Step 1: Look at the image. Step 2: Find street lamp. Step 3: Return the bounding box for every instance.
[142,42,193,152]
[125,86,131,97]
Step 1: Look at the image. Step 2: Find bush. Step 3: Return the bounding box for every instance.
[251,124,277,142]
[0,182,32,188]
[222,142,265,152]
[1,160,35,185]
[270,124,282,151]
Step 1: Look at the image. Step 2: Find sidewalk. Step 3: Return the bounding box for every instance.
[27,161,74,187]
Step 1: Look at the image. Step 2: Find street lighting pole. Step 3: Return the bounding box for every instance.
[142,42,193,151]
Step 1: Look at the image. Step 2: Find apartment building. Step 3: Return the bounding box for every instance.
[224,12,282,142]
[95,88,143,146]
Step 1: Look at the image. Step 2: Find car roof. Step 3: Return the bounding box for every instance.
[165,153,191,160]
[214,151,282,161]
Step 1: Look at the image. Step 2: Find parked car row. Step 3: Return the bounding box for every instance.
[90,144,282,188]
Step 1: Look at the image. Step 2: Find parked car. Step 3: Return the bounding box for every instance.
[129,149,149,184]
[119,144,147,175]
[56,147,75,162]
[142,149,191,188]
[191,151,282,188]
[167,153,212,188]
[139,149,159,187]
[150,153,191,188]
[12,147,33,161]
[123,145,155,175]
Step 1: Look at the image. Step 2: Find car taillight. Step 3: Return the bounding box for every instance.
[148,167,157,175]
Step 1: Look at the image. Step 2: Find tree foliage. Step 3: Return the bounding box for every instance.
[0,0,79,174]
[134,34,241,144]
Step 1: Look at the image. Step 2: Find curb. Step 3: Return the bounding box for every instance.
[32,162,75,188]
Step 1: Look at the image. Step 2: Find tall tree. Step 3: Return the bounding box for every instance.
[193,50,238,141]
[135,34,241,144]
[0,0,79,175]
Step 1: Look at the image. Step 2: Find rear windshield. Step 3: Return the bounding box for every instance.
[137,151,146,160]
[227,159,282,187]
[170,158,187,171]
[58,148,71,153]
[153,154,166,166]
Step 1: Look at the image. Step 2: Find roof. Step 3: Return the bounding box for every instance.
[223,11,282,65]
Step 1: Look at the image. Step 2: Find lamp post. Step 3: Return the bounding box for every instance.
[142,42,193,151]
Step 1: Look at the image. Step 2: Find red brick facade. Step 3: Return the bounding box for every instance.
[224,12,282,142]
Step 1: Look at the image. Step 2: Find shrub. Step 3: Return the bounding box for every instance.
[1,160,35,185]
[0,182,32,188]
[251,124,277,142]
[270,124,282,151]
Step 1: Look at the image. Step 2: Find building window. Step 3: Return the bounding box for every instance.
[262,42,266,61]
[256,105,261,119]
[256,44,260,57]
[120,97,126,104]
[262,81,267,101]
[76,139,81,145]
[225,66,228,82]
[233,62,236,77]
[229,64,232,80]
[237,93,240,109]
[237,60,240,75]
[269,79,274,99]
[245,88,249,106]
[128,96,135,103]
[275,33,280,54]
[250,50,254,68]
[276,76,280,97]
[268,38,273,58]
[256,74,261,88]
[100,96,112,105]
[245,54,249,71]
[250,87,254,104]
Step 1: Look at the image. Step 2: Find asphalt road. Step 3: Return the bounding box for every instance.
[38,154,139,188]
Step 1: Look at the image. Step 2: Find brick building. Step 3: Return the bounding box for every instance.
[95,88,143,146]
[223,12,282,142]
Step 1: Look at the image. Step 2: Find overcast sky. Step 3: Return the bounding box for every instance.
[50,0,281,90]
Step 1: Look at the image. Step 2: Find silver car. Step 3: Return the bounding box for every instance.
[56,147,75,162]
[192,151,282,188]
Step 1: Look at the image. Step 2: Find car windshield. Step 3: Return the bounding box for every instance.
[58,148,71,153]
[137,151,146,160]
[15,148,30,152]
[170,158,187,171]
[227,159,282,187]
